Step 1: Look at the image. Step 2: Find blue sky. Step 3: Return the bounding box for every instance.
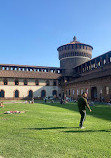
[0,0,111,67]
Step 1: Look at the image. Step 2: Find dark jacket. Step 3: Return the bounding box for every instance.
[78,97,89,112]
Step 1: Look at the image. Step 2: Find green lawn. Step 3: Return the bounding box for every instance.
[0,102,111,158]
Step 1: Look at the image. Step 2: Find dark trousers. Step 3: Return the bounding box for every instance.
[79,110,86,127]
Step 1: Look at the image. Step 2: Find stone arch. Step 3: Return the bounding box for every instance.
[52,90,57,97]
[0,89,5,98]
[14,90,19,98]
[28,90,33,98]
[41,90,46,98]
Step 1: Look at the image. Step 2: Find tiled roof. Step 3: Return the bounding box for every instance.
[0,70,61,79]
[57,41,93,50]
[62,41,93,48]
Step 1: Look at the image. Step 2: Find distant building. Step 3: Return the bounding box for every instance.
[0,36,111,102]
[0,65,61,100]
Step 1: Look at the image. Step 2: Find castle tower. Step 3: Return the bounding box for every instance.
[57,36,93,76]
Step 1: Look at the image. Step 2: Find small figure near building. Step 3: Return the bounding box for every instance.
[0,102,4,108]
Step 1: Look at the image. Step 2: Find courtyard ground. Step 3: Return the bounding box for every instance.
[0,102,111,158]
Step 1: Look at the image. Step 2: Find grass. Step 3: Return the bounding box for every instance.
[0,102,111,158]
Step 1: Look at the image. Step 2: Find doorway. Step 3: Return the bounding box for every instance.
[91,87,97,101]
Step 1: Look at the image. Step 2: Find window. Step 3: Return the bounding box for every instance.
[98,61,100,66]
[4,79,8,85]
[81,89,83,95]
[46,80,50,86]
[28,90,33,98]
[86,88,88,94]
[104,59,106,64]
[77,89,79,95]
[69,90,70,96]
[52,90,57,97]
[53,81,57,86]
[35,80,39,85]
[41,90,46,98]
[15,90,19,98]
[15,79,19,85]
[0,90,5,97]
[100,89,102,94]
[24,80,27,85]
[106,87,109,95]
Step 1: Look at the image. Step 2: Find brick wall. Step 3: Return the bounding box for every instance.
[63,76,111,102]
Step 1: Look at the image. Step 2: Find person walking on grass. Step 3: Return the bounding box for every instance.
[78,92,92,129]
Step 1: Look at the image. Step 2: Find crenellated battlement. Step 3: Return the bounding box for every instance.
[73,51,111,75]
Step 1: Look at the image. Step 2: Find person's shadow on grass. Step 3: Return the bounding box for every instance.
[63,129,111,133]
[24,127,111,133]
[25,127,79,130]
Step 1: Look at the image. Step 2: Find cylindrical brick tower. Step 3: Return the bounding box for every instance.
[57,36,93,76]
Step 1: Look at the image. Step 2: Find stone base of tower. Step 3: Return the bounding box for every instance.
[60,56,90,76]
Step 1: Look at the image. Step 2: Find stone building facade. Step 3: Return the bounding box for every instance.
[0,36,111,102]
[0,65,62,100]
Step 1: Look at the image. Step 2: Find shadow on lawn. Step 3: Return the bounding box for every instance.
[63,129,111,133]
[25,127,79,130]
[44,102,111,122]
[24,127,111,133]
